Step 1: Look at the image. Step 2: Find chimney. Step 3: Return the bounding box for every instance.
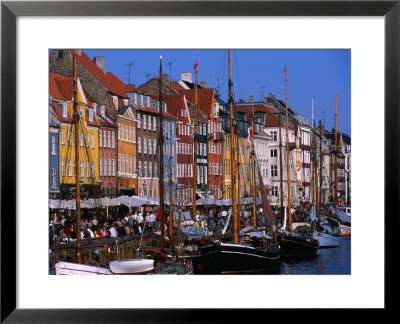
[75,49,82,56]
[249,95,254,102]
[200,81,207,88]
[268,92,273,98]
[93,56,105,73]
[162,74,169,81]
[181,72,192,83]
[239,99,245,103]
[264,97,268,103]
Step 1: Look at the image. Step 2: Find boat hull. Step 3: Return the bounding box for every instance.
[190,243,281,274]
[109,259,154,274]
[340,224,351,236]
[278,234,319,257]
[55,261,113,275]
[313,231,340,248]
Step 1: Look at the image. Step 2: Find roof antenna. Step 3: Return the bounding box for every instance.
[260,85,266,101]
[141,72,151,82]
[126,62,134,85]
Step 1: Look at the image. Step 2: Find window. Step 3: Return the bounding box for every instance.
[67,129,71,146]
[271,165,278,177]
[112,131,115,148]
[154,163,157,178]
[67,159,71,176]
[121,155,125,173]
[60,129,65,145]
[61,159,65,176]
[132,127,136,143]
[112,159,115,176]
[125,126,128,141]
[148,138,152,155]
[112,96,118,109]
[128,126,132,142]
[203,124,206,135]
[99,130,102,147]
[121,124,124,140]
[270,149,277,158]
[107,131,110,147]
[144,138,147,154]
[153,117,156,131]
[103,130,106,147]
[148,116,151,130]
[118,154,120,172]
[86,161,90,177]
[138,137,141,153]
[61,103,67,118]
[270,131,277,142]
[51,136,56,155]
[126,156,129,175]
[104,159,108,176]
[149,162,152,178]
[271,186,278,197]
[133,157,136,173]
[153,139,156,155]
[144,162,147,178]
[143,114,146,130]
[99,159,103,176]
[108,159,111,176]
[52,168,57,188]
[138,161,142,177]
[129,156,132,174]
[137,114,141,128]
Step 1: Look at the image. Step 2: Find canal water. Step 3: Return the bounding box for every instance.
[279,237,351,275]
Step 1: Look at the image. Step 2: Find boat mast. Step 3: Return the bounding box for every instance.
[284,65,292,235]
[169,127,173,239]
[192,58,198,221]
[72,54,82,263]
[318,120,323,213]
[159,56,165,248]
[278,111,284,225]
[313,120,318,216]
[228,50,238,243]
[250,99,257,227]
[334,94,338,209]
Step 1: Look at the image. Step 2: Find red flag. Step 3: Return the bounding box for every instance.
[194,58,198,72]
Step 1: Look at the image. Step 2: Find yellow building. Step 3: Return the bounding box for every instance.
[50,73,100,199]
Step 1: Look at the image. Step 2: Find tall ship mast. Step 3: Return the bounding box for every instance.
[193,59,198,220]
[334,94,338,209]
[228,49,238,243]
[250,98,257,227]
[72,55,82,264]
[158,56,165,249]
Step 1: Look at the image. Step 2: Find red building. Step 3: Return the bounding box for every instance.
[163,94,193,206]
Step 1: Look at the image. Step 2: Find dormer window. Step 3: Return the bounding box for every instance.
[144,96,150,106]
[61,102,67,118]
[123,99,128,106]
[112,96,118,109]
[89,109,93,122]
[162,102,167,113]
[138,94,143,105]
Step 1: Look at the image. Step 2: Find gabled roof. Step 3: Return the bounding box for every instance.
[50,73,74,101]
[162,94,187,119]
[69,50,128,99]
[177,88,215,117]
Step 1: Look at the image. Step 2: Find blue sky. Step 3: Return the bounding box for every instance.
[82,49,351,135]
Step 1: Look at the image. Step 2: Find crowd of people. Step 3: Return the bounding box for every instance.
[49,203,315,245]
[49,209,165,245]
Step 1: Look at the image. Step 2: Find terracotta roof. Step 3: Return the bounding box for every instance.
[70,50,128,99]
[189,110,207,123]
[162,94,186,117]
[49,73,73,101]
[106,72,134,93]
[169,81,183,91]
[177,88,215,117]
[234,104,295,129]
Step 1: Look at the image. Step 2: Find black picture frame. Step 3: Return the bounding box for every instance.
[1,0,397,322]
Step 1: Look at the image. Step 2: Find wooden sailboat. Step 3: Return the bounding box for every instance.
[188,50,281,274]
[312,116,340,248]
[277,66,319,257]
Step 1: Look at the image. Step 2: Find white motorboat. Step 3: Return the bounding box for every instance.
[55,261,113,275]
[109,259,154,274]
[313,231,340,248]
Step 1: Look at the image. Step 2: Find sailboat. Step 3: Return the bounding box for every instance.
[188,50,281,274]
[277,66,319,257]
[311,109,340,248]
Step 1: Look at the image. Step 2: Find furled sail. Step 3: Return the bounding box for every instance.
[257,166,276,227]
